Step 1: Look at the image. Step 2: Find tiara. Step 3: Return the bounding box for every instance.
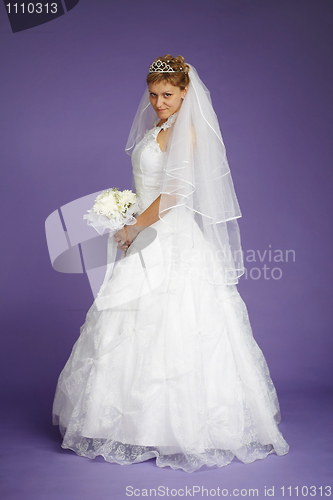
[149,60,184,73]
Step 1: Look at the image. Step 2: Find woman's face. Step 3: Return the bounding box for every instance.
[148,81,187,122]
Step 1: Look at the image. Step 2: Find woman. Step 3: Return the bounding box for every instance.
[52,55,289,473]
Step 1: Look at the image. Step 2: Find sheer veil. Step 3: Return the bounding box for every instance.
[125,64,244,285]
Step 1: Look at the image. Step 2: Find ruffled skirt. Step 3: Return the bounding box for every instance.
[52,206,289,472]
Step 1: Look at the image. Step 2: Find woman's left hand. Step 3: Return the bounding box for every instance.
[114,225,140,251]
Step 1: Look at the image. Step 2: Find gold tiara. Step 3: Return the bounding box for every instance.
[149,60,184,73]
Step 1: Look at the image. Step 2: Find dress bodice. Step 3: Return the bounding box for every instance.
[131,112,178,214]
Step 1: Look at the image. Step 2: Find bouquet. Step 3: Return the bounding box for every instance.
[84,188,139,235]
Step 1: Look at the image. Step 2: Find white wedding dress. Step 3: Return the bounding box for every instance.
[52,118,289,473]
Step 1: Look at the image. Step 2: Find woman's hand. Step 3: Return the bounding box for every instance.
[114,194,164,252]
[114,225,140,251]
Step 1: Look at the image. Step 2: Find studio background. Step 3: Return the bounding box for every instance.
[1,1,332,498]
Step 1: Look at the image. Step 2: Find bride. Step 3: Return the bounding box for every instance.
[52,54,289,473]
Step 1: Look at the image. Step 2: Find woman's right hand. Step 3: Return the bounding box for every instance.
[114,224,140,251]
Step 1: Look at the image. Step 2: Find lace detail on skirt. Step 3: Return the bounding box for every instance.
[56,422,276,473]
[52,283,289,473]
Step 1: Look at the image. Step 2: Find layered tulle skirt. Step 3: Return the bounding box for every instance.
[52,206,289,472]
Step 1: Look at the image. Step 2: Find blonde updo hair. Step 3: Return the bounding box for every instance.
[147,54,190,90]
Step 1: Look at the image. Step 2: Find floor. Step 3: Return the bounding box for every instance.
[1,386,332,500]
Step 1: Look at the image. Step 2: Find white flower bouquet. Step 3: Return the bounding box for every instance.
[84,188,139,235]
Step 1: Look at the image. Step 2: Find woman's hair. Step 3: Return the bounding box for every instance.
[147,54,190,90]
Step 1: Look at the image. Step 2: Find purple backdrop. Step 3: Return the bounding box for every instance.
[1,0,332,498]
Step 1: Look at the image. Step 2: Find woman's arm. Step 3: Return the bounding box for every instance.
[114,192,179,250]
[135,194,162,229]
[114,194,162,250]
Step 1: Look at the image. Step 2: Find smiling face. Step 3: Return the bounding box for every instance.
[148,81,187,123]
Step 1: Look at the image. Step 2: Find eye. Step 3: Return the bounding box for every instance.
[150,92,157,97]
[165,93,172,97]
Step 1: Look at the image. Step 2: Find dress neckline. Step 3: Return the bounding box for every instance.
[153,111,179,152]
[154,111,179,131]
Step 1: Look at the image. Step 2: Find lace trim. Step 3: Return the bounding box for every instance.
[139,112,179,156]
[139,130,163,155]
[57,427,278,473]
[154,111,179,132]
